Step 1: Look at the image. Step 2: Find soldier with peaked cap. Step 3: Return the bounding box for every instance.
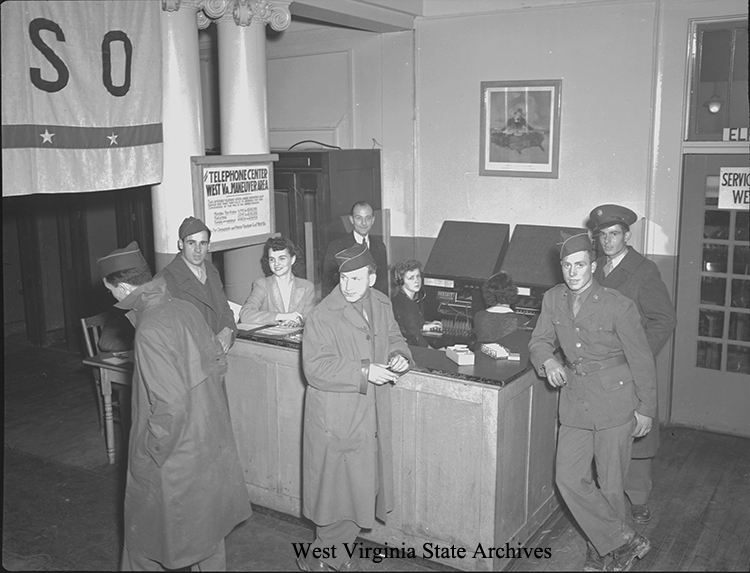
[529,232,656,572]
[98,242,251,571]
[155,216,236,354]
[589,204,676,526]
[299,242,412,572]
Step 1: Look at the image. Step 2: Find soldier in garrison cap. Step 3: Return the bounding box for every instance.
[529,231,657,572]
[299,241,412,572]
[97,242,251,571]
[155,216,236,354]
[589,204,677,527]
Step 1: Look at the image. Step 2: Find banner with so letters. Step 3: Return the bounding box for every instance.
[1,1,163,196]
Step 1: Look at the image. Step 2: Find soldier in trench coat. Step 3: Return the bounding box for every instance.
[300,242,412,571]
[590,204,677,524]
[97,242,251,571]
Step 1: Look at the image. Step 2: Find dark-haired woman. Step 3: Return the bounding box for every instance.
[474,271,525,343]
[239,236,315,326]
[391,259,442,347]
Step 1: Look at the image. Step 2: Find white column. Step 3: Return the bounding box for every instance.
[216,1,290,304]
[151,1,204,272]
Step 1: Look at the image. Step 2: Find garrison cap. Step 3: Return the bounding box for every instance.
[97,241,148,277]
[335,241,375,273]
[559,231,594,260]
[589,204,637,234]
[178,216,211,241]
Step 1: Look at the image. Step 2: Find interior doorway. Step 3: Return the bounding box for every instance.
[671,154,750,437]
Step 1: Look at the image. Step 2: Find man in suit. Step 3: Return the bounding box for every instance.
[322,202,389,298]
[589,204,677,525]
[155,216,236,353]
[529,232,656,572]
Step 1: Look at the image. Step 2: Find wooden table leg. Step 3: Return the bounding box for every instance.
[101,369,116,465]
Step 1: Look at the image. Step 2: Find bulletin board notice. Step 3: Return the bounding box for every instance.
[190,154,278,251]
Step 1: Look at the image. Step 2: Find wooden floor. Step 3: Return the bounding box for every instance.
[511,425,750,572]
[4,335,750,571]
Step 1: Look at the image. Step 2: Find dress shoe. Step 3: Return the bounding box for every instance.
[605,532,651,572]
[582,541,609,571]
[337,558,362,571]
[296,554,334,572]
[631,504,651,523]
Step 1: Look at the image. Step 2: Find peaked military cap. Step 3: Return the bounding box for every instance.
[558,231,594,260]
[97,241,148,276]
[336,241,375,273]
[589,204,638,234]
[178,216,211,241]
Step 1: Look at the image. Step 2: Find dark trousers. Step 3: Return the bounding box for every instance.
[120,540,226,571]
[556,421,636,557]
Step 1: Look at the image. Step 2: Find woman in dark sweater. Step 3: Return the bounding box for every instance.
[391,260,442,347]
[473,271,525,343]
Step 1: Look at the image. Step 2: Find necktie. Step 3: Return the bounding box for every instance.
[604,260,613,277]
[572,293,581,317]
[364,237,369,250]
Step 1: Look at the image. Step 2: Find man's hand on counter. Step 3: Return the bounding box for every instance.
[543,358,567,388]
[217,327,233,353]
[368,363,401,385]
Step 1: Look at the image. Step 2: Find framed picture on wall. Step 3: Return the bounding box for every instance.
[479,79,562,178]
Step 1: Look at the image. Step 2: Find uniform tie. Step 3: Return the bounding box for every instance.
[603,260,613,277]
[364,237,370,250]
[572,293,581,317]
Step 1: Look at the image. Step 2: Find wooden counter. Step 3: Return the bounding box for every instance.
[225,332,560,571]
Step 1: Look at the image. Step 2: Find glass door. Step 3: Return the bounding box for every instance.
[672,154,750,436]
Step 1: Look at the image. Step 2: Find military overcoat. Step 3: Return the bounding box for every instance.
[156,255,237,341]
[301,287,411,528]
[117,278,251,569]
[529,281,657,430]
[594,246,676,456]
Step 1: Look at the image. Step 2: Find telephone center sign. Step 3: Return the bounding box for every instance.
[191,154,278,250]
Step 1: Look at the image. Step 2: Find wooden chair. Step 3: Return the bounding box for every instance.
[80,313,132,433]
[80,313,109,432]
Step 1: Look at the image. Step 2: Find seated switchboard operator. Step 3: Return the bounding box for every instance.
[391,259,442,347]
[473,271,525,343]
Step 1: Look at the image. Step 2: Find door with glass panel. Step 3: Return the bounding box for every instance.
[672,154,750,436]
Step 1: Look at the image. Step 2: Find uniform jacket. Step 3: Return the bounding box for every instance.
[529,281,657,431]
[156,255,237,343]
[116,277,251,569]
[322,233,389,298]
[594,247,676,355]
[301,286,412,528]
[594,246,676,456]
[238,275,316,325]
[391,289,429,347]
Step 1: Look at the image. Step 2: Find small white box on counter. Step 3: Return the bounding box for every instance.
[446,344,475,365]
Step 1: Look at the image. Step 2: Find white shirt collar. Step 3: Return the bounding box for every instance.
[608,248,628,270]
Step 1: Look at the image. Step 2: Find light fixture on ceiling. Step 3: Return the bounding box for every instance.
[703,83,724,114]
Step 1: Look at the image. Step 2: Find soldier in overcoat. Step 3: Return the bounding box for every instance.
[590,204,677,524]
[156,216,236,353]
[300,242,412,571]
[97,242,251,571]
[529,232,656,572]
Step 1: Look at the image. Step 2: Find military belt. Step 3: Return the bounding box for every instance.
[564,355,627,376]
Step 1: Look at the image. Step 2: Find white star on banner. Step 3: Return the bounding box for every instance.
[107,132,119,146]
[40,129,55,144]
